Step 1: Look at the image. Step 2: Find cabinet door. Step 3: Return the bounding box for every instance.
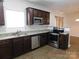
[24,36,31,53]
[12,37,24,57]
[0,2,5,25]
[0,40,12,59]
[38,10,42,17]
[40,33,48,46]
[33,9,42,17]
[26,7,50,25]
[33,9,38,17]
[27,8,34,25]
[43,12,50,25]
[45,12,50,24]
[59,34,69,49]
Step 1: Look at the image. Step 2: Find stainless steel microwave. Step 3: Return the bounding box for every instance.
[33,17,43,25]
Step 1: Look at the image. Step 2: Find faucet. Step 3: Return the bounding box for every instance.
[12,30,21,36]
[16,30,22,36]
[12,30,27,36]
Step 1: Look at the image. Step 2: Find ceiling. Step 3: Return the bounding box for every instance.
[26,0,79,14]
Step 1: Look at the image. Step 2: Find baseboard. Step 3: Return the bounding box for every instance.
[68,44,71,48]
[70,36,79,38]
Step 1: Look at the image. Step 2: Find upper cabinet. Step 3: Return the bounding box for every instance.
[26,7,50,25]
[0,2,5,25]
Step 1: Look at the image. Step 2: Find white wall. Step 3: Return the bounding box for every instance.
[4,0,50,27]
[0,0,66,34]
[3,0,64,28]
[64,12,79,37]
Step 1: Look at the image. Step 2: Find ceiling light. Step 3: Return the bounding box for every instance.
[75,19,79,22]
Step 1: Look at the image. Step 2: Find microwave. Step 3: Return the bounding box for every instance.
[33,17,43,25]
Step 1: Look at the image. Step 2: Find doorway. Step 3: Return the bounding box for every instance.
[55,16,64,28]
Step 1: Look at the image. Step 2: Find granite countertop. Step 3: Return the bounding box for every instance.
[0,27,70,40]
[0,29,50,40]
[50,32,69,36]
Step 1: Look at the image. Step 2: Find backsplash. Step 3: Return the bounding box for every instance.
[0,26,6,32]
[0,25,53,34]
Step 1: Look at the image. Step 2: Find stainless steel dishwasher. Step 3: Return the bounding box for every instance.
[31,35,40,49]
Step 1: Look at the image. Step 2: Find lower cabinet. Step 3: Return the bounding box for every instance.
[59,34,69,49]
[0,33,49,59]
[12,37,24,57]
[12,36,31,57]
[40,33,48,46]
[24,36,31,53]
[0,39,12,59]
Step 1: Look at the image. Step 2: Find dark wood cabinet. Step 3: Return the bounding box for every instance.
[0,33,49,59]
[0,39,12,59]
[0,36,31,58]
[24,36,31,53]
[26,7,34,25]
[0,2,5,25]
[40,33,48,46]
[12,37,24,57]
[59,33,69,49]
[26,7,50,25]
[33,9,38,17]
[44,12,50,24]
[12,36,32,57]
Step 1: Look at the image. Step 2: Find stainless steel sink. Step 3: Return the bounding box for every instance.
[11,31,27,36]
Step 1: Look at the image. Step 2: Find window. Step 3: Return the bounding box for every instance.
[5,10,25,27]
[55,16,64,28]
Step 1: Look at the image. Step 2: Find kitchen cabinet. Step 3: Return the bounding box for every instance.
[40,33,49,46]
[12,36,32,57]
[34,9,43,17]
[12,37,24,57]
[0,32,50,59]
[59,33,69,49]
[33,9,38,17]
[44,12,50,24]
[0,39,12,59]
[26,7,34,25]
[26,7,50,25]
[0,2,5,25]
[24,36,31,53]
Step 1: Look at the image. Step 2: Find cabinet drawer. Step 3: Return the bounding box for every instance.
[0,40,9,45]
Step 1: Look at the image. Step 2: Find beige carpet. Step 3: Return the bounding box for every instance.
[14,36,79,59]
